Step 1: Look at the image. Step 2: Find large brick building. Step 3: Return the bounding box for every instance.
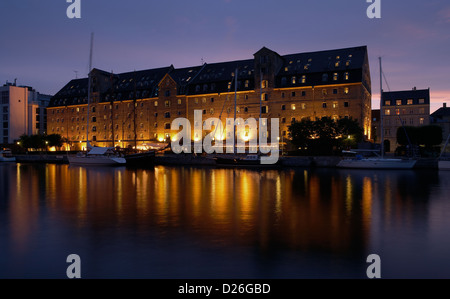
[381,88,430,152]
[47,46,372,150]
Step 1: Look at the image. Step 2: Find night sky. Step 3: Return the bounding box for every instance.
[1,0,449,112]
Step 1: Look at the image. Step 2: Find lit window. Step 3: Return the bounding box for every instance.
[344,88,349,94]
[396,109,400,115]
[301,75,306,83]
[335,61,340,67]
[202,98,207,104]
[419,118,424,125]
[261,80,268,89]
[345,72,349,80]
[407,99,413,105]
[291,77,296,84]
[385,100,390,106]
[245,80,249,88]
[396,100,402,106]
[178,99,182,105]
[210,108,214,115]
[333,102,338,109]
[301,103,306,110]
[333,73,338,81]
[154,101,158,107]
[291,104,296,110]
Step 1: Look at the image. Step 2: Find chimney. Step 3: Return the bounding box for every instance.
[444,103,447,108]
[413,86,416,91]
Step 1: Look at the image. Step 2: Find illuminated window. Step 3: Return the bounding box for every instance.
[407,99,413,105]
[202,98,207,104]
[291,77,296,84]
[396,109,400,115]
[301,75,306,83]
[302,103,306,110]
[210,108,214,115]
[419,118,424,125]
[385,100,390,106]
[396,100,402,106]
[333,102,338,109]
[335,61,340,67]
[165,100,170,108]
[344,88,349,94]
[261,106,268,114]
[261,80,268,89]
[245,80,249,88]
[291,104,296,110]
[345,72,349,80]
[178,99,182,105]
[333,73,338,81]
[154,101,158,107]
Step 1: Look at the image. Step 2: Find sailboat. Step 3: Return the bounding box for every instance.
[337,57,417,169]
[438,134,450,170]
[213,67,278,167]
[68,33,126,166]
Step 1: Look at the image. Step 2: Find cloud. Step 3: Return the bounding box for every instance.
[437,7,450,23]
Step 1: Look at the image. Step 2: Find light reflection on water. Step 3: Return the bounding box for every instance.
[0,163,449,278]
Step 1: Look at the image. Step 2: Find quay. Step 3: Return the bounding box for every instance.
[9,153,439,169]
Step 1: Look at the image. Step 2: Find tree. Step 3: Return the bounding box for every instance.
[18,134,45,150]
[45,134,64,148]
[288,117,364,155]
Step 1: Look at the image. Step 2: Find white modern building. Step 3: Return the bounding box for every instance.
[1,81,52,144]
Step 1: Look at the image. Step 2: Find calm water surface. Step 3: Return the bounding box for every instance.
[1,163,450,278]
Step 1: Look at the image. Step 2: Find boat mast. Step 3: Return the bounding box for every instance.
[234,67,238,154]
[86,32,94,150]
[379,57,384,158]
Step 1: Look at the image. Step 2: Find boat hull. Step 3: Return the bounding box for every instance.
[337,158,417,169]
[124,151,155,166]
[438,160,450,170]
[0,157,16,162]
[68,155,126,166]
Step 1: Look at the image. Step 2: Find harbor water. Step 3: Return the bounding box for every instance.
[1,163,450,278]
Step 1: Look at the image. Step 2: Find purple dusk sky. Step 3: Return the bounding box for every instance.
[1,0,449,112]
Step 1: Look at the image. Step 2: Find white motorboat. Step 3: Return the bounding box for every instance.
[0,149,16,162]
[68,146,126,165]
[438,134,450,170]
[337,156,417,169]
